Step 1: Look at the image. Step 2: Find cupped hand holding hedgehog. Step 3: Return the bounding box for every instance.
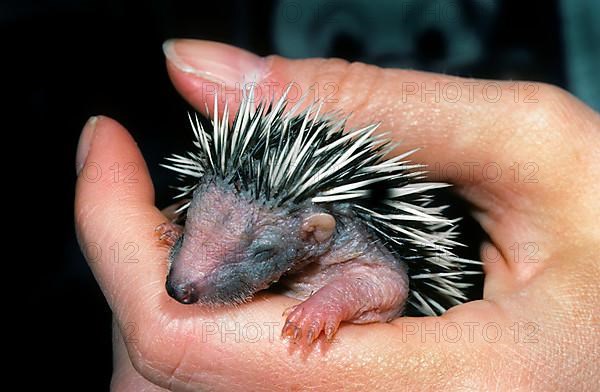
[75,40,600,391]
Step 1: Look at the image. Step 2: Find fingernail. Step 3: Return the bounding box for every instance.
[162,39,265,86]
[76,116,98,175]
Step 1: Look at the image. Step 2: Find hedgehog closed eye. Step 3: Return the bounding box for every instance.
[159,85,483,345]
[252,246,277,259]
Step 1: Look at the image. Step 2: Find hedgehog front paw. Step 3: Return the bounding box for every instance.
[280,264,410,346]
[154,222,183,246]
[281,300,343,346]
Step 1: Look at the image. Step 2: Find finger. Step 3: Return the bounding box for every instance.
[75,116,165,313]
[111,321,168,392]
[162,40,588,198]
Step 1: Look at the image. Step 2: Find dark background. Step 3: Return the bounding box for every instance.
[13,0,598,389]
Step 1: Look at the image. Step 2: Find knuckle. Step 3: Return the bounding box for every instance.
[537,82,572,105]
[121,319,171,386]
[121,312,207,389]
[524,83,576,127]
[324,60,383,114]
[265,55,385,116]
[501,82,580,153]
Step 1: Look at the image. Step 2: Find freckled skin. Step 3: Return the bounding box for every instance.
[161,177,409,345]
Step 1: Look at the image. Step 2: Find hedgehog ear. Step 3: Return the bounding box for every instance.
[301,213,336,242]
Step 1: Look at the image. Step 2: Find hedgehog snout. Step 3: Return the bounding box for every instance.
[166,277,200,304]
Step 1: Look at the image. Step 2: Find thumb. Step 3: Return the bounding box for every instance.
[162,39,559,200]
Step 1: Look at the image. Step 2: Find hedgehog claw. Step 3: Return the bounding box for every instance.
[282,300,343,346]
[282,321,301,342]
[305,328,314,343]
[325,323,337,341]
[155,222,183,246]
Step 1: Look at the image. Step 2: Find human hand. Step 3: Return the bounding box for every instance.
[75,39,600,391]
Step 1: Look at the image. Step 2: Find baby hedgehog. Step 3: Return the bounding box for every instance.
[157,87,480,345]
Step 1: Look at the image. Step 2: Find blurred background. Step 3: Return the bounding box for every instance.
[13,0,598,389]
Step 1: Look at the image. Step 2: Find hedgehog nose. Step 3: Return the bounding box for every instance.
[166,281,199,304]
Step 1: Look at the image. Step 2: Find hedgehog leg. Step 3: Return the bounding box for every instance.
[281,262,409,345]
[155,222,183,246]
